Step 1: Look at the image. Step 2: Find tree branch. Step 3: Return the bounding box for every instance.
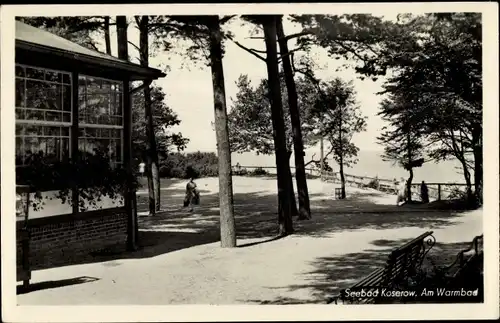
[277,45,306,63]
[282,30,314,42]
[227,37,266,62]
[220,15,237,25]
[128,40,141,53]
[304,145,335,166]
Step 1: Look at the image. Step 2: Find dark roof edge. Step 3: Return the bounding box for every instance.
[16,40,166,80]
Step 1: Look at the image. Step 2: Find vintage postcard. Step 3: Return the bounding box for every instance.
[1,2,498,322]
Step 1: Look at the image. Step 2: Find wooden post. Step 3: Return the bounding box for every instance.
[123,78,137,251]
[21,187,31,288]
[438,184,441,201]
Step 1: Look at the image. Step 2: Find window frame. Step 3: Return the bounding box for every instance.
[15,64,73,166]
[77,74,125,166]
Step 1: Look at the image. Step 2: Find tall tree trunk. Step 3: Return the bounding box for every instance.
[104,16,112,55]
[116,16,128,60]
[287,150,298,217]
[263,16,294,236]
[320,136,324,180]
[138,15,160,214]
[339,102,346,199]
[116,15,137,250]
[339,156,346,199]
[276,16,311,220]
[407,167,414,202]
[406,132,413,202]
[207,16,237,248]
[472,125,482,205]
[459,157,473,202]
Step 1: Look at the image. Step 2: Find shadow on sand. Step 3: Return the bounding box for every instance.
[17,276,99,295]
[28,177,477,274]
[241,238,480,305]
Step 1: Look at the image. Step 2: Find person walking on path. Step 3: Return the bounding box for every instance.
[183,177,200,212]
[420,180,429,203]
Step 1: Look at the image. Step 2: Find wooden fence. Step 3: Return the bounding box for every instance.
[232,165,471,202]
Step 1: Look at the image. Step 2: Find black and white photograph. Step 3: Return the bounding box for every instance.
[1,2,498,322]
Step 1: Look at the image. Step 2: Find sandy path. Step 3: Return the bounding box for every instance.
[17,177,482,305]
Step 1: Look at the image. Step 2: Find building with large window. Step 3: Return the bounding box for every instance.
[14,21,165,280]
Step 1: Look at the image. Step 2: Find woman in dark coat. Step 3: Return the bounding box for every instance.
[183,177,200,212]
[420,180,429,203]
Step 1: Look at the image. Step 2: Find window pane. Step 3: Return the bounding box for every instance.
[15,65,25,77]
[62,85,71,112]
[24,125,42,136]
[16,78,25,107]
[45,70,61,83]
[26,80,60,111]
[62,73,71,84]
[24,109,44,121]
[46,126,61,137]
[61,138,70,161]
[25,67,45,80]
[46,111,62,122]
[15,125,71,166]
[78,127,123,163]
[63,112,71,123]
[15,124,24,136]
[61,127,70,137]
[79,75,123,126]
[114,92,123,117]
[17,65,71,124]
[15,108,24,120]
[45,137,57,159]
[16,137,24,165]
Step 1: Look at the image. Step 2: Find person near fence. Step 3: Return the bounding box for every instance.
[396,177,407,206]
[420,180,429,203]
[183,177,200,212]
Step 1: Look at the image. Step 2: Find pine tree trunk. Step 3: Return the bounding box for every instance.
[116,15,137,250]
[146,158,155,213]
[138,16,161,214]
[116,17,128,60]
[339,100,346,199]
[263,16,294,236]
[320,137,324,180]
[406,132,413,202]
[207,16,237,248]
[407,167,414,202]
[472,125,482,205]
[339,158,346,199]
[104,16,112,55]
[287,151,298,217]
[459,157,473,202]
[276,16,311,220]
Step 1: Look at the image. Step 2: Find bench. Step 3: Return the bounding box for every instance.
[327,231,436,304]
[441,234,483,282]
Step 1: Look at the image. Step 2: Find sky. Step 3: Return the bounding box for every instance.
[100,15,394,155]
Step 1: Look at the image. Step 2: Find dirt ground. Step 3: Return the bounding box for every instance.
[17,176,483,305]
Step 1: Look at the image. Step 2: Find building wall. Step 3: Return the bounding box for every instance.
[17,207,128,272]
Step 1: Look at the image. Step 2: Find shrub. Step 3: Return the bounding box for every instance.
[157,151,218,178]
[447,187,468,200]
[250,167,268,176]
[158,165,170,178]
[366,177,380,189]
[185,165,200,179]
[234,168,248,176]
